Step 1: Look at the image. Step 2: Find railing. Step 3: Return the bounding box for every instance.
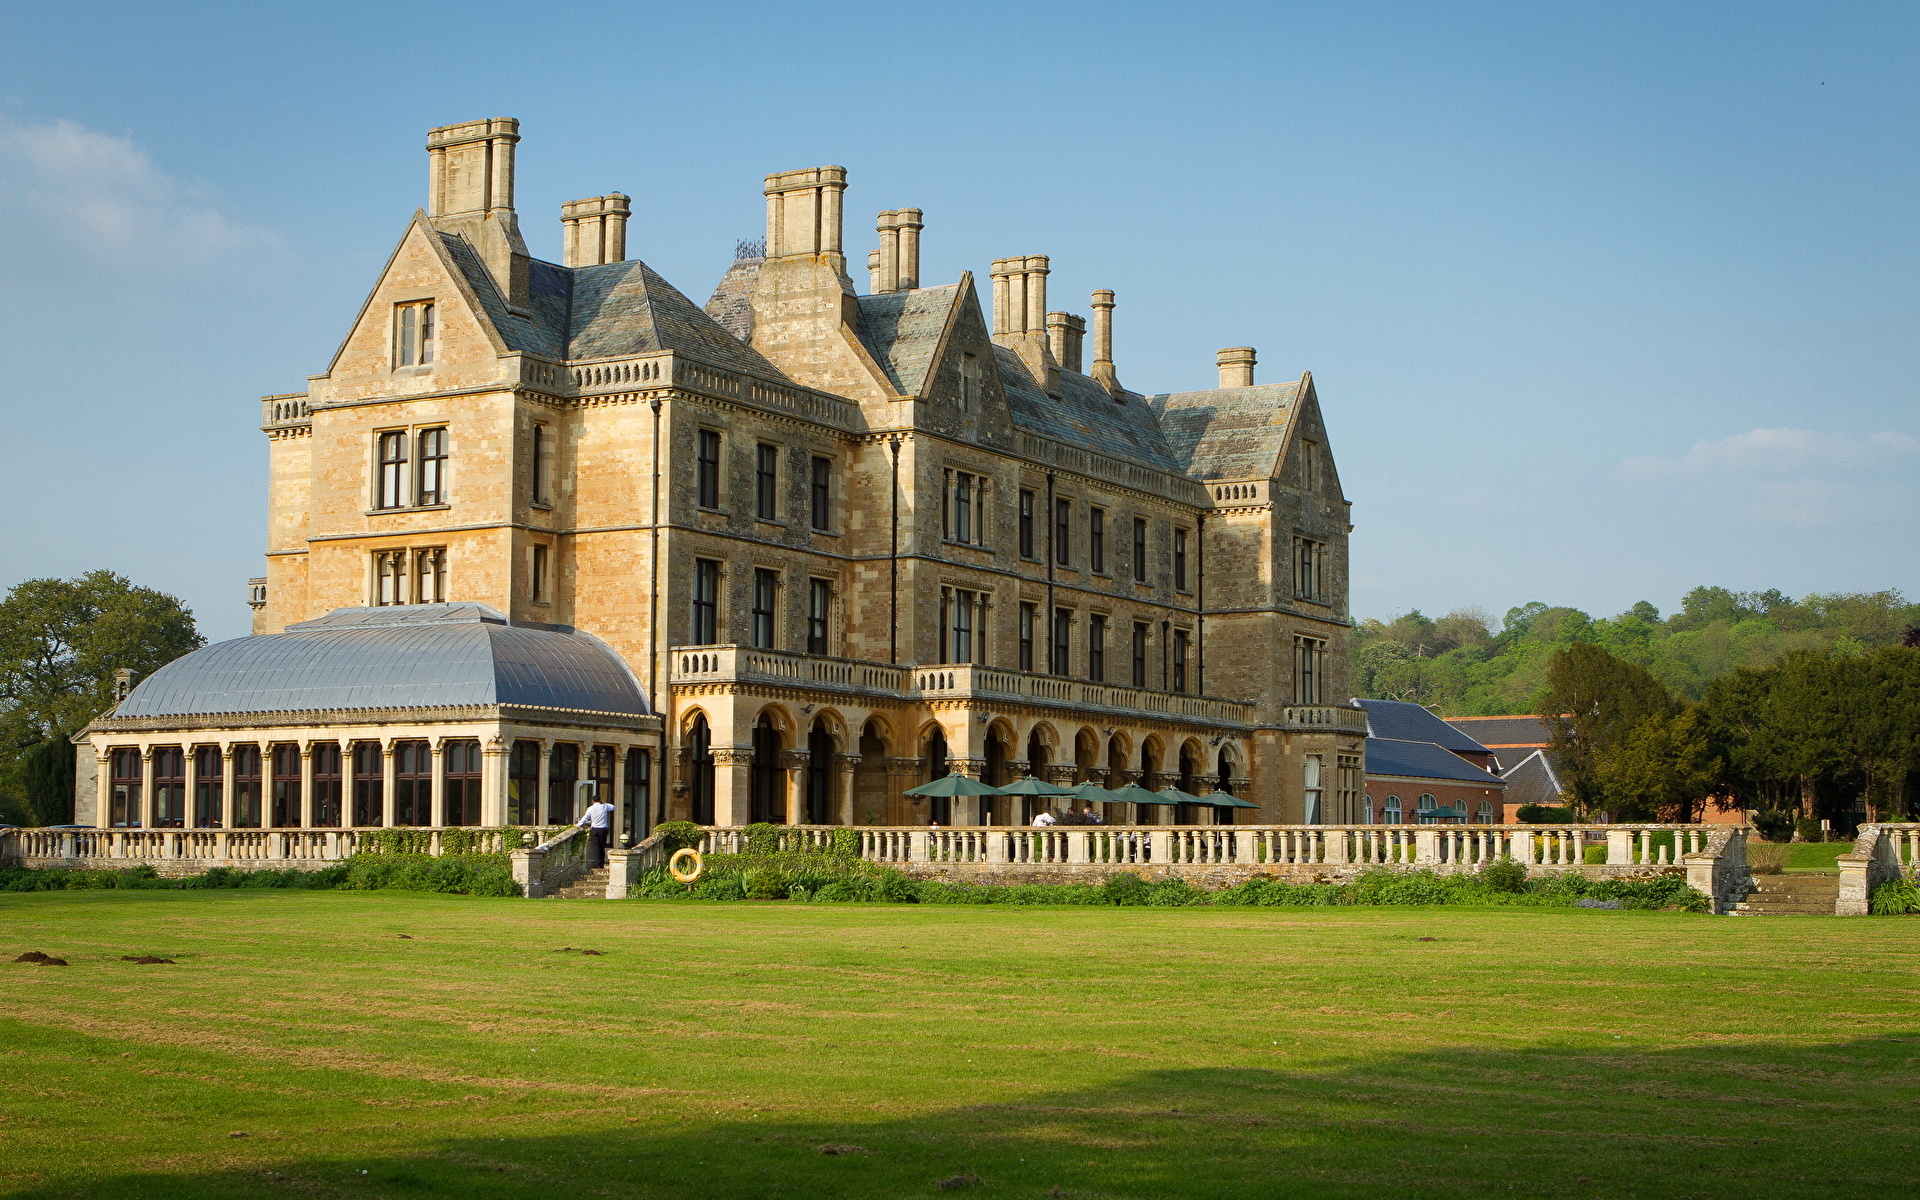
[260,394,311,431]
[512,824,591,898]
[1279,705,1370,734]
[671,645,910,695]
[2,826,542,869]
[1838,822,1920,915]
[562,352,856,429]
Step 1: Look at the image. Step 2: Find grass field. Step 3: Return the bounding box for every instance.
[2,892,1916,1199]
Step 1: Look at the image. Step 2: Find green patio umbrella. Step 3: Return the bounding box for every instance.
[995,775,1077,797]
[903,773,1004,797]
[1067,780,1125,805]
[1197,790,1261,809]
[1424,806,1470,823]
[1156,786,1209,806]
[1108,783,1176,807]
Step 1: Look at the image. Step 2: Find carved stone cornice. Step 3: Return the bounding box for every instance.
[86,702,659,737]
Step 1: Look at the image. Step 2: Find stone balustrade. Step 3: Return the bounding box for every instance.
[1837,822,1920,915]
[1,826,537,873]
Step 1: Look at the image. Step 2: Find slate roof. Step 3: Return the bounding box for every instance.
[704,254,762,341]
[115,604,651,718]
[1498,751,1564,807]
[854,287,963,396]
[438,233,784,379]
[994,349,1179,471]
[1146,382,1302,479]
[1356,699,1492,755]
[1365,738,1506,785]
[1445,715,1552,747]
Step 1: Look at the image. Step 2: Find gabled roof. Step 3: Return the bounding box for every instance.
[1145,381,1303,479]
[114,604,650,718]
[993,349,1179,471]
[1356,698,1492,755]
[855,286,964,396]
[1365,738,1505,785]
[1445,715,1552,747]
[1498,750,1564,807]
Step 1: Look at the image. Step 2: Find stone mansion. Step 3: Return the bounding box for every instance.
[76,117,1367,842]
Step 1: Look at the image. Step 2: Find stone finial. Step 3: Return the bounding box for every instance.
[560,193,631,268]
[1217,347,1255,388]
[763,166,847,259]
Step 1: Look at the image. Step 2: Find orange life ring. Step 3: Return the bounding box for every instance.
[668,848,704,883]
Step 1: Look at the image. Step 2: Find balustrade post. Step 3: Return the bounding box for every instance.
[605,848,638,899]
[1414,828,1439,865]
[909,831,929,862]
[1606,829,1633,866]
[1325,828,1349,865]
[1148,830,1173,865]
[1067,830,1090,864]
[511,847,549,898]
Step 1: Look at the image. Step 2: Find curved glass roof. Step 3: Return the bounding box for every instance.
[116,603,650,718]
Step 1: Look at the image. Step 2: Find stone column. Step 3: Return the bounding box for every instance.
[297,741,315,830]
[220,744,235,833]
[950,756,985,824]
[94,750,111,831]
[536,740,553,830]
[185,744,201,830]
[712,748,754,827]
[611,746,628,846]
[481,736,508,829]
[885,757,925,825]
[782,751,810,825]
[139,746,154,829]
[429,737,447,829]
[381,739,397,829]
[835,754,861,826]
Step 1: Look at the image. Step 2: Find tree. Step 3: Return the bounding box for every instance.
[1537,643,1675,815]
[0,571,202,822]
[1593,704,1721,822]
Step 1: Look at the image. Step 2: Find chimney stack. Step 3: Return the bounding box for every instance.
[1216,347,1256,388]
[868,248,884,294]
[763,166,847,259]
[874,210,902,292]
[560,193,630,267]
[425,118,530,308]
[1089,290,1122,397]
[1047,312,1086,373]
[895,208,922,289]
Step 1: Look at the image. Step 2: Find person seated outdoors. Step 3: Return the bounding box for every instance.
[1031,806,1058,827]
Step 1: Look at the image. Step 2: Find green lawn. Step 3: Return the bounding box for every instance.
[2,893,1916,1199]
[1782,842,1852,872]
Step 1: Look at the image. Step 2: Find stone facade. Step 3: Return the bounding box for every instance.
[243,117,1365,830]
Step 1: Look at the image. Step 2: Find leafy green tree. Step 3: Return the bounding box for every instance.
[1593,704,1721,822]
[0,571,202,823]
[1537,644,1676,815]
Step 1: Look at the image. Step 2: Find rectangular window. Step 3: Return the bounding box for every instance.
[310,742,342,828]
[507,740,540,826]
[151,746,185,829]
[532,424,552,505]
[1131,622,1149,688]
[810,456,832,530]
[951,589,976,663]
[415,547,446,605]
[751,569,778,648]
[807,579,831,655]
[1132,518,1148,581]
[1018,490,1036,558]
[1296,636,1325,704]
[1088,614,1107,682]
[696,429,721,509]
[1090,508,1106,573]
[109,748,142,828]
[392,739,431,827]
[270,743,302,828]
[1051,607,1072,675]
[755,443,779,520]
[416,428,448,505]
[1174,529,1189,591]
[1295,537,1322,600]
[692,559,719,643]
[231,744,261,828]
[1304,754,1323,825]
[351,742,383,827]
[1018,602,1036,671]
[443,740,482,827]
[376,431,407,510]
[1055,498,1072,565]
[1301,440,1321,492]
[374,550,407,606]
[623,747,652,841]
[530,544,549,602]
[1173,629,1190,694]
[547,743,579,824]
[952,472,975,543]
[394,301,435,368]
[193,746,223,828]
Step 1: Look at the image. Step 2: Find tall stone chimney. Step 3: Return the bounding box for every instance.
[895,208,922,290]
[560,194,630,267]
[1216,347,1255,388]
[764,166,847,260]
[1047,312,1086,373]
[426,118,530,308]
[875,211,901,292]
[990,256,1058,393]
[1089,290,1122,397]
[868,248,884,293]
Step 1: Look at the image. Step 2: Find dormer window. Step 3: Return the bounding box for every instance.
[394,301,436,368]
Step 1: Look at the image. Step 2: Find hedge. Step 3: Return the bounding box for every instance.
[0,852,521,897]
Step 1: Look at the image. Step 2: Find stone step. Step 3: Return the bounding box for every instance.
[1732,872,1840,915]
[546,867,611,899]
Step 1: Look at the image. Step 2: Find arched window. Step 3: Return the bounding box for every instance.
[925,727,950,824]
[688,716,714,825]
[1478,799,1494,824]
[806,724,835,824]
[1362,794,1374,825]
[1384,794,1402,824]
[1417,794,1437,825]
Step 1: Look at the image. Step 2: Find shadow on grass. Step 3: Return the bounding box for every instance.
[9,1033,1918,1199]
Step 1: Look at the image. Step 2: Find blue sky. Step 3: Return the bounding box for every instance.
[1,0,1914,642]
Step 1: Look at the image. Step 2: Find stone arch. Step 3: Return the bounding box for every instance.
[1074,727,1100,776]
[855,718,891,826]
[922,722,952,825]
[749,710,786,824]
[678,705,715,740]
[752,702,797,743]
[685,711,715,825]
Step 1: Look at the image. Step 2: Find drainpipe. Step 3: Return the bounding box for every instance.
[889,435,902,664]
[1196,514,1206,697]
[1044,472,1056,673]
[648,394,665,822]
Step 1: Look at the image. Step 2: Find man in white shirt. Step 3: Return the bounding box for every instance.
[1031,807,1058,827]
[577,794,616,868]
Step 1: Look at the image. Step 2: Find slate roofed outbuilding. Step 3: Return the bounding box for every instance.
[1497,751,1564,808]
[1355,698,1492,756]
[1364,737,1505,785]
[1444,715,1553,747]
[1145,382,1303,479]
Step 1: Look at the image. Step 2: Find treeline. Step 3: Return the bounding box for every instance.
[1353,586,1920,714]
[0,572,202,825]
[1532,639,1920,828]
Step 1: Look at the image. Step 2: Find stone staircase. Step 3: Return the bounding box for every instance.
[1732,872,1839,916]
[547,867,609,899]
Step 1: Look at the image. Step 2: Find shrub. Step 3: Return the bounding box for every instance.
[1752,811,1794,843]
[1515,805,1576,824]
[1746,843,1789,875]
[1479,856,1529,894]
[1583,844,1608,865]
[652,821,706,854]
[1101,872,1149,906]
[743,822,785,856]
[1795,817,1827,843]
[344,853,520,897]
[828,828,862,858]
[740,866,790,899]
[1869,879,1920,915]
